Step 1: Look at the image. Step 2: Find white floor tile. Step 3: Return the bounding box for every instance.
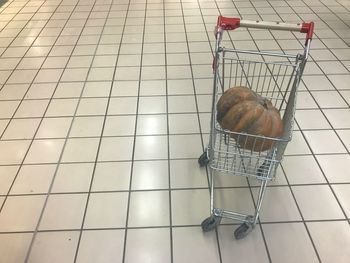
[0,233,33,263]
[11,164,56,194]
[283,155,325,184]
[136,114,167,135]
[0,140,31,165]
[0,0,349,261]
[36,117,72,138]
[284,131,311,155]
[170,159,208,189]
[84,192,128,229]
[173,227,220,263]
[0,195,45,231]
[169,134,202,159]
[132,160,168,190]
[316,154,350,183]
[304,130,347,154]
[307,221,350,263]
[218,225,269,263]
[293,185,345,220]
[134,135,168,160]
[128,191,170,227]
[0,83,29,100]
[52,163,94,193]
[39,194,87,230]
[69,116,104,137]
[15,100,49,118]
[82,81,111,97]
[28,231,80,263]
[0,166,19,194]
[98,137,134,161]
[263,223,318,263]
[295,109,331,130]
[45,99,78,117]
[76,230,125,263]
[61,138,99,163]
[124,228,171,263]
[2,118,41,139]
[76,98,108,116]
[53,82,84,98]
[92,162,131,191]
[171,189,209,226]
[253,186,301,222]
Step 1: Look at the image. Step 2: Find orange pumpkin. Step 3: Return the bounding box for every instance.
[217,86,283,152]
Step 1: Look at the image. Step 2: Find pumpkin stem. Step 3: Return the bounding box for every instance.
[259,98,269,109]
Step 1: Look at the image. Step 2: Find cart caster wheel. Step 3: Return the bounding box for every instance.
[234,222,253,240]
[201,215,221,232]
[198,151,209,167]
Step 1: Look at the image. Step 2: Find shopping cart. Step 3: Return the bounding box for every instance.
[198,16,314,239]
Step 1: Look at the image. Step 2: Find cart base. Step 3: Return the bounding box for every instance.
[201,208,256,239]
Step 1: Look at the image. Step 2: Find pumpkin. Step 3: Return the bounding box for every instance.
[217,86,283,152]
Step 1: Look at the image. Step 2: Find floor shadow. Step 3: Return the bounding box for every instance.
[0,0,10,9]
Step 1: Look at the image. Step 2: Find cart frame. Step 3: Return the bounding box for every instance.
[199,16,314,239]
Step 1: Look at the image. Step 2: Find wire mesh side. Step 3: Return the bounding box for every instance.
[220,54,299,112]
[208,127,288,180]
[208,50,302,180]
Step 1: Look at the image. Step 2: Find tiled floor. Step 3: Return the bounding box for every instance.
[0,0,349,262]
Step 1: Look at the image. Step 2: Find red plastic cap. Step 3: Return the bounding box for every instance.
[217,16,240,30]
[301,22,314,43]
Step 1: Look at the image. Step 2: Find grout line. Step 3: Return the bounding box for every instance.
[0,0,68,213]
[0,0,349,262]
[20,0,107,261]
[3,181,350,198]
[280,161,324,261]
[187,0,227,262]
[1,217,349,235]
[219,1,275,262]
[120,0,146,261]
[1,152,349,166]
[70,1,128,261]
[255,1,346,261]
[250,2,322,262]
[1,89,350,102]
[279,1,350,231]
[0,2,60,138]
[1,110,350,121]
[162,0,174,261]
[5,188,212,196]
[0,0,37,46]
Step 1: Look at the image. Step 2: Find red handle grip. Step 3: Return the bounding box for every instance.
[301,22,315,44]
[217,16,240,30]
[216,16,314,45]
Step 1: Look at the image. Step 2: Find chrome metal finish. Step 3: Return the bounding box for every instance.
[203,21,311,238]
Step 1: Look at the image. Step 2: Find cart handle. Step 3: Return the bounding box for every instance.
[216,16,314,45]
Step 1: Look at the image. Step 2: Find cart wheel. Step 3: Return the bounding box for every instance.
[234,222,253,240]
[201,215,221,232]
[198,151,209,167]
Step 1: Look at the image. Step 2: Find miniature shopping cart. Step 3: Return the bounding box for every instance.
[198,16,314,239]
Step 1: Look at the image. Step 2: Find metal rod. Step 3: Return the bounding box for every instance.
[240,19,302,32]
[253,179,269,224]
[222,47,298,59]
[209,169,215,214]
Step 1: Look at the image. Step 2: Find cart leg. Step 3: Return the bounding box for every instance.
[209,169,214,213]
[253,179,268,225]
[201,169,222,232]
[234,177,268,240]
